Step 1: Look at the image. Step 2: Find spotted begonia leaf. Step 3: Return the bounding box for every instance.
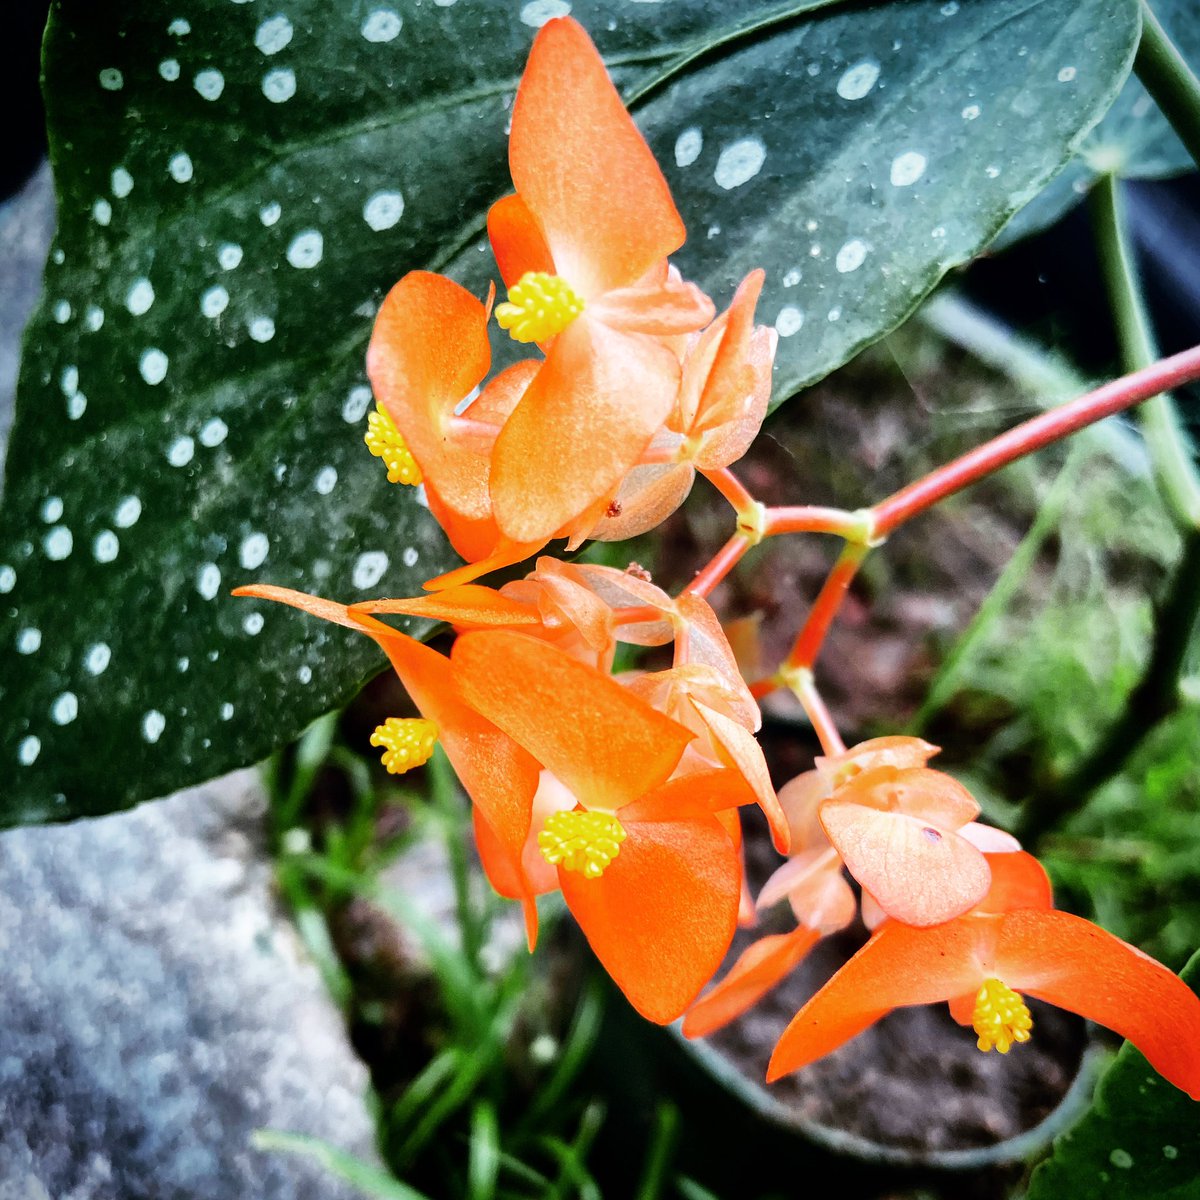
[0,0,1136,824]
[997,0,1200,247]
[1026,947,1200,1200]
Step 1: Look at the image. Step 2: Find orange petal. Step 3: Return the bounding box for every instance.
[767,920,985,1081]
[588,279,715,336]
[978,850,1053,913]
[490,318,679,543]
[351,585,543,629]
[367,272,492,517]
[509,17,685,298]
[561,808,739,1023]
[820,802,991,927]
[683,927,821,1039]
[818,736,941,785]
[997,911,1200,1100]
[232,583,373,632]
[452,630,692,812]
[586,464,696,543]
[674,594,760,730]
[488,193,555,289]
[692,699,789,854]
[473,807,540,951]
[836,766,980,828]
[421,534,546,591]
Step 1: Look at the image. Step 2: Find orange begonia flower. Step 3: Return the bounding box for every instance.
[485,17,718,545]
[233,584,545,946]
[767,852,1200,1101]
[452,628,752,1023]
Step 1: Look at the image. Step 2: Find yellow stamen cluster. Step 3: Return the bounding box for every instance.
[538,810,626,879]
[494,271,585,343]
[370,717,438,775]
[972,978,1033,1054]
[365,405,422,485]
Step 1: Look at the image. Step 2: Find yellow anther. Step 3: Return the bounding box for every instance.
[494,272,585,343]
[365,405,422,486]
[538,809,626,879]
[972,977,1034,1054]
[370,717,438,775]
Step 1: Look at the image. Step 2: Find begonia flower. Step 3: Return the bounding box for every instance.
[484,18,721,544]
[452,627,754,1023]
[233,583,546,943]
[767,852,1200,1101]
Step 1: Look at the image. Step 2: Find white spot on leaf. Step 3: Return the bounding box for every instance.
[160,58,181,81]
[286,229,324,268]
[263,67,296,102]
[99,68,124,91]
[140,349,170,385]
[17,627,42,655]
[674,127,703,168]
[202,286,230,319]
[197,562,222,600]
[194,69,225,100]
[199,417,229,447]
[249,316,276,342]
[112,167,134,198]
[44,527,73,561]
[835,239,869,273]
[93,530,119,563]
[714,138,766,190]
[343,385,372,423]
[363,191,405,231]
[255,15,294,54]
[362,9,402,41]
[126,278,155,315]
[51,693,78,726]
[142,710,166,744]
[315,466,338,494]
[239,532,270,570]
[114,495,142,528]
[890,151,927,187]
[167,435,195,467]
[353,551,389,589]
[837,60,879,101]
[18,736,41,766]
[85,643,112,675]
[520,0,570,27]
[168,153,194,183]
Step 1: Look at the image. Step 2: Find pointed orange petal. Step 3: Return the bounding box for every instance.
[232,584,369,631]
[509,17,685,297]
[490,319,678,543]
[367,272,492,515]
[561,809,739,1023]
[452,630,692,812]
[674,594,759,728]
[473,807,540,951]
[351,585,543,628]
[820,802,991,927]
[683,927,821,1039]
[997,911,1200,1100]
[488,193,555,289]
[767,921,984,1081]
[421,535,546,591]
[692,699,789,854]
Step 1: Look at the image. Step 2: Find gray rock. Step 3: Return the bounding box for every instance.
[0,770,379,1199]
[0,162,55,459]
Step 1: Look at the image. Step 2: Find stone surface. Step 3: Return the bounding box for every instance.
[0,162,54,457]
[0,771,379,1199]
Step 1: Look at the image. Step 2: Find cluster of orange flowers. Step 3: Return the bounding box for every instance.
[240,18,1200,1101]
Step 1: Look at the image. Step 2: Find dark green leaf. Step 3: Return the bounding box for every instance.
[0,0,1138,824]
[997,0,1200,246]
[1026,947,1200,1200]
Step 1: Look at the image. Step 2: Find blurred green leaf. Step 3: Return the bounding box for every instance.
[1026,947,1200,1200]
[0,0,1137,824]
[253,1130,433,1200]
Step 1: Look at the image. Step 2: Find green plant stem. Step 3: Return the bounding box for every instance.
[1018,526,1200,845]
[1089,172,1200,529]
[1135,0,1200,169]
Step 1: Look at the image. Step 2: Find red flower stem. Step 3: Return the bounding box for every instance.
[683,532,752,599]
[870,343,1200,537]
[764,505,872,539]
[785,542,870,672]
[792,672,846,756]
[701,467,758,516]
[749,678,776,701]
